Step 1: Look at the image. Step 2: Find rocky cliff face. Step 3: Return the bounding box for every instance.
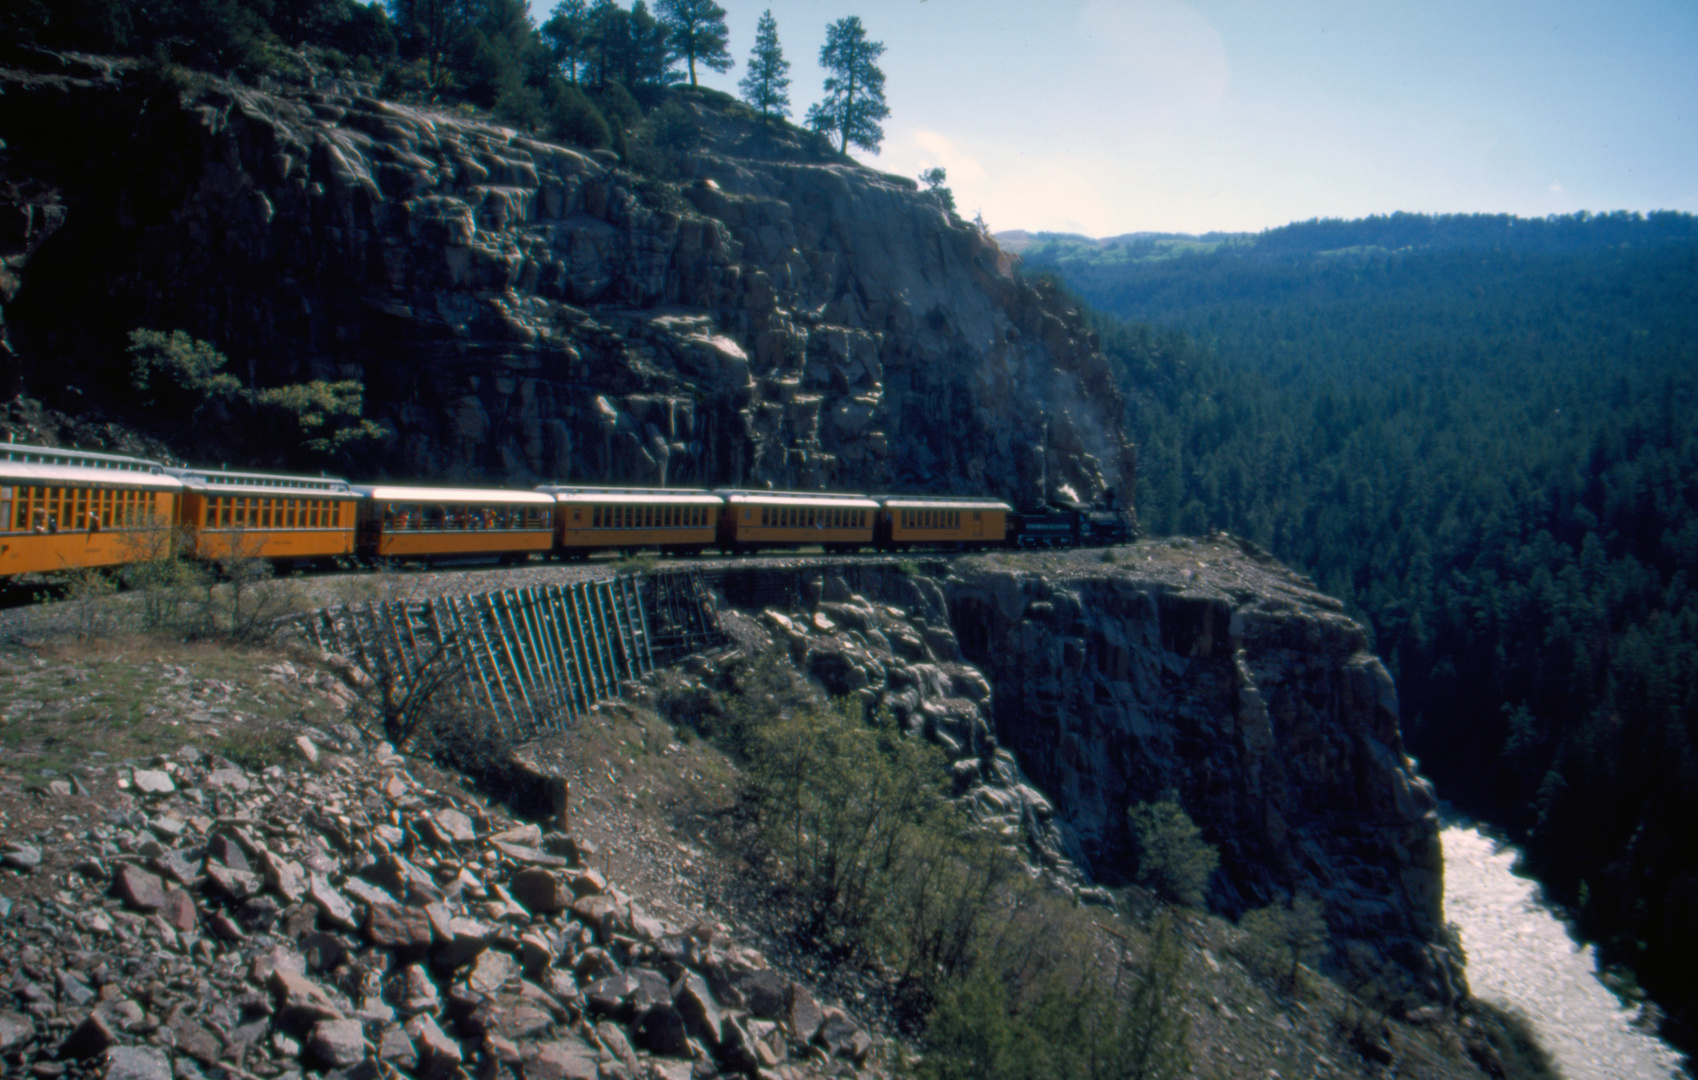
[733,542,1459,1006]
[0,54,1131,504]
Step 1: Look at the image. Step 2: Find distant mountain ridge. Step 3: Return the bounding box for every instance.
[1002,209,1698,267]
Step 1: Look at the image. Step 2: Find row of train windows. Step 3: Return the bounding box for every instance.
[591,504,711,529]
[382,504,552,531]
[1,485,161,533]
[206,496,348,529]
[899,509,975,530]
[760,506,869,529]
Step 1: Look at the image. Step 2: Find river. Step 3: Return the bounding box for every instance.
[1441,824,1689,1080]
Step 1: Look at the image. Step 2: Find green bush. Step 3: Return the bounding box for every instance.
[1238,893,1329,994]
[919,911,1192,1080]
[713,649,1195,1074]
[1127,796,1218,907]
[548,84,611,149]
[128,328,241,410]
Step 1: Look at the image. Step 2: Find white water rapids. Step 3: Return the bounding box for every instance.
[1441,824,1689,1080]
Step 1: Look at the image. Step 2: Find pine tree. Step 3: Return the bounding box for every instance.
[657,0,731,87]
[738,9,790,118]
[542,0,591,83]
[805,15,889,155]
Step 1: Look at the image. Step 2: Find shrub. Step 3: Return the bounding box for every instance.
[919,910,1192,1080]
[1238,893,1329,994]
[1127,796,1218,907]
[128,328,241,410]
[548,84,611,149]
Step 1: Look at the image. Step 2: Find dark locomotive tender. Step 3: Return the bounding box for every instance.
[0,439,1134,578]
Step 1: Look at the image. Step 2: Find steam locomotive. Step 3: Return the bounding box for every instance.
[0,440,1133,578]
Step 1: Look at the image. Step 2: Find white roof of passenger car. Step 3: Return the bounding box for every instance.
[715,490,879,508]
[355,486,555,505]
[881,497,1013,512]
[0,460,182,492]
[540,487,723,505]
[164,467,355,497]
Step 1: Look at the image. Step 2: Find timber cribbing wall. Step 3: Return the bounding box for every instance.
[295,571,726,738]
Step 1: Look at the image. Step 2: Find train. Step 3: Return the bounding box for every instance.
[0,439,1133,579]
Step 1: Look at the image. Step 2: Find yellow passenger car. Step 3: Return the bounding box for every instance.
[539,486,722,557]
[876,496,1012,550]
[714,490,880,553]
[356,486,555,564]
[166,467,359,564]
[0,443,183,576]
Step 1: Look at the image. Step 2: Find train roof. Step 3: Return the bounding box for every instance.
[0,441,182,491]
[0,441,165,471]
[0,460,184,492]
[715,489,879,507]
[163,467,356,497]
[879,496,1013,511]
[537,486,722,505]
[355,485,555,505]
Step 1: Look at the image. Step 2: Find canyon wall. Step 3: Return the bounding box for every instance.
[739,543,1459,1006]
[0,55,1131,506]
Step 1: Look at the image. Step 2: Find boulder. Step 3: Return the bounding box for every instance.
[508,868,572,914]
[102,1046,171,1080]
[112,866,167,911]
[308,1018,369,1068]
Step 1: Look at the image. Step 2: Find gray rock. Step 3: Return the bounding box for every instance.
[365,903,434,951]
[393,964,441,1016]
[270,968,344,1024]
[2,843,42,870]
[633,1002,690,1057]
[376,1023,417,1068]
[295,735,320,764]
[131,770,175,795]
[309,874,359,930]
[736,971,787,1019]
[61,1011,119,1059]
[206,769,252,792]
[308,1018,369,1068]
[405,1013,462,1074]
[466,950,517,995]
[0,1010,35,1052]
[58,971,96,1007]
[508,868,572,914]
[672,970,722,1048]
[204,862,260,899]
[524,1037,600,1080]
[433,916,494,968]
[112,866,168,911]
[785,981,822,1043]
[104,1046,172,1080]
[431,808,476,843]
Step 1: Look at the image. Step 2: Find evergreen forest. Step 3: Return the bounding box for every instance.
[1020,212,1698,1049]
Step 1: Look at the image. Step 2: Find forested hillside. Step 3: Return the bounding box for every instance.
[1023,212,1698,1048]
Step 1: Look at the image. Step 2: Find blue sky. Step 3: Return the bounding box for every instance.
[528,0,1698,236]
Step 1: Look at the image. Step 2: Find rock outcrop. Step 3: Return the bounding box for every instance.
[0,54,1132,505]
[715,541,1460,1005]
